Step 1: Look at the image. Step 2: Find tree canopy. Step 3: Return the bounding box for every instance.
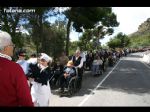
[107,32,130,49]
[64,7,119,55]
[0,7,120,59]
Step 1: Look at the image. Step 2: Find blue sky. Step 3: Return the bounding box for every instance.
[48,7,150,45]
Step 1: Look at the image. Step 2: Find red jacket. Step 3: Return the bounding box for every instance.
[0,57,34,106]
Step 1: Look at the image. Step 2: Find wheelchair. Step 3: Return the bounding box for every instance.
[91,64,103,76]
[103,58,108,72]
[108,56,115,67]
[59,67,81,97]
[49,66,62,89]
[97,65,103,75]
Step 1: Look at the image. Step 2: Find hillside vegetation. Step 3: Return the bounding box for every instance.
[128,18,150,48]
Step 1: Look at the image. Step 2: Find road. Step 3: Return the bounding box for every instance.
[49,52,150,106]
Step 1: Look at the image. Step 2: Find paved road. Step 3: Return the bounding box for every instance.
[50,52,150,106]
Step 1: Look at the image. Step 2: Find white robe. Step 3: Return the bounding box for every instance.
[30,66,51,107]
[31,80,51,106]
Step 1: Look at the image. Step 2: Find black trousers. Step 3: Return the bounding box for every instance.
[60,75,72,89]
[76,68,83,90]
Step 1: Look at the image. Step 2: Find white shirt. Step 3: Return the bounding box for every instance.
[27,58,37,65]
[80,52,86,62]
[76,57,84,68]
[0,53,12,60]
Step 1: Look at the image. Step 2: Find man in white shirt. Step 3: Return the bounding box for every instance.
[16,50,29,75]
[72,50,84,90]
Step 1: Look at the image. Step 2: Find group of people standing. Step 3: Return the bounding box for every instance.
[0,31,53,106]
[0,31,85,106]
[2,30,124,106]
[15,51,53,106]
[85,49,126,76]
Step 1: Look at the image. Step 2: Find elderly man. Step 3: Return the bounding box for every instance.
[0,31,33,106]
[71,49,84,90]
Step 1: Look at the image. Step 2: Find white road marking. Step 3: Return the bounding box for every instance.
[78,59,122,106]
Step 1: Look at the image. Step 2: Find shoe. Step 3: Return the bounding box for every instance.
[64,88,68,92]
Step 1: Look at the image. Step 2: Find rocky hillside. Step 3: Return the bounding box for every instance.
[129,18,150,37]
[128,18,150,48]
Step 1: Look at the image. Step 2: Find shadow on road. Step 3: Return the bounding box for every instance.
[99,59,150,95]
[72,69,113,97]
[51,70,109,97]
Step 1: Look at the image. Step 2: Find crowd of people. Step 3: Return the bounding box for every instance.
[0,31,54,106]
[0,31,131,106]
[0,30,85,106]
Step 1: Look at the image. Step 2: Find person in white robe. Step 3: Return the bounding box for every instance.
[29,53,52,106]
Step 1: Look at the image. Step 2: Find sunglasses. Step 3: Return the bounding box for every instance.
[19,55,26,57]
[19,53,26,57]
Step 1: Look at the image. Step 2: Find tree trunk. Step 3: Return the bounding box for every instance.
[39,14,43,53]
[1,9,11,34]
[66,19,71,56]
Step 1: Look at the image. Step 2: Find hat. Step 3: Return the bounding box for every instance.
[67,60,74,67]
[40,53,52,63]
